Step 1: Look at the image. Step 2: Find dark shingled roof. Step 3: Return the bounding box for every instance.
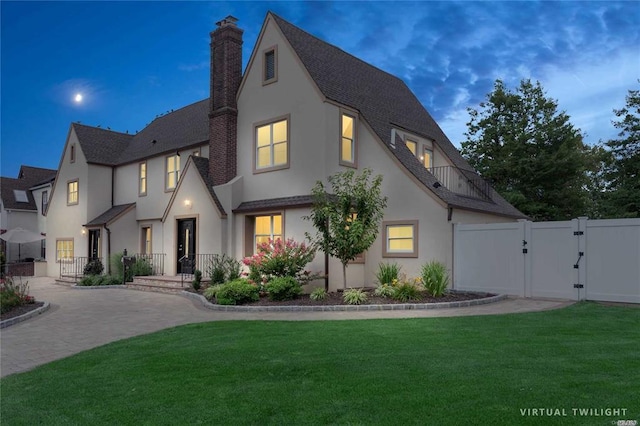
[119,99,210,164]
[271,13,525,219]
[1,166,57,211]
[191,156,227,216]
[84,203,136,226]
[234,195,315,213]
[71,99,209,167]
[72,124,133,166]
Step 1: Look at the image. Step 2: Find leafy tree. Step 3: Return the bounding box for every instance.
[605,84,640,218]
[461,79,590,221]
[305,168,387,290]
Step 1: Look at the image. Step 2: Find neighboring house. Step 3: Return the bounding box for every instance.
[45,12,525,288]
[1,165,56,262]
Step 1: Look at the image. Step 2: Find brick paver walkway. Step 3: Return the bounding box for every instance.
[0,277,572,377]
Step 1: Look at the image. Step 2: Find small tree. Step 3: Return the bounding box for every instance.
[306,168,387,290]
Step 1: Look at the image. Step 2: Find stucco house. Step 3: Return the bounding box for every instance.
[45,12,525,288]
[1,165,56,268]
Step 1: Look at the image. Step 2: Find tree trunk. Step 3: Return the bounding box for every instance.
[342,262,347,290]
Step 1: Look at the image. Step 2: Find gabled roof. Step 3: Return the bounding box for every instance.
[72,124,133,166]
[1,165,56,211]
[71,99,209,167]
[270,13,525,219]
[84,203,136,226]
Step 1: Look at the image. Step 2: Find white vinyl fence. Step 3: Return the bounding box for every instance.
[453,218,640,303]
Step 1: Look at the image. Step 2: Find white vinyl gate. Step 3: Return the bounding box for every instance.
[453,218,640,303]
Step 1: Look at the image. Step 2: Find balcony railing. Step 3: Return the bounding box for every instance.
[428,166,493,201]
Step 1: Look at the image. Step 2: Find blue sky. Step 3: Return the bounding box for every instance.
[1,1,638,178]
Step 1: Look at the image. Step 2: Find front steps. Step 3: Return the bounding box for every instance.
[127,275,204,294]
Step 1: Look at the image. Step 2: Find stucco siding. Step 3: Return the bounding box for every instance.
[237,17,327,202]
[46,129,91,276]
[162,163,224,276]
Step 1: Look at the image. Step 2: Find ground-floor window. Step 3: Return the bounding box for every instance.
[245,213,283,255]
[56,239,74,261]
[382,220,418,258]
[141,226,152,254]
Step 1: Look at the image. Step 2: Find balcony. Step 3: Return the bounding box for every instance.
[428,166,493,201]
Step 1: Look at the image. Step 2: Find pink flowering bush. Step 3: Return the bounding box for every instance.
[242,238,317,283]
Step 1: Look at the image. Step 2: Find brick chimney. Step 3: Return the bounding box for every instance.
[209,15,243,185]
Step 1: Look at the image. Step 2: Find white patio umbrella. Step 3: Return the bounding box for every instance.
[0,227,45,261]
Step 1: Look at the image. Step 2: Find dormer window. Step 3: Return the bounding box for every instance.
[422,147,433,169]
[263,46,278,85]
[406,140,417,156]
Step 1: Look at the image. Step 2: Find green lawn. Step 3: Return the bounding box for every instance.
[1,302,638,425]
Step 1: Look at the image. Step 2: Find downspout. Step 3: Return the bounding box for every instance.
[106,166,115,274]
[105,224,112,275]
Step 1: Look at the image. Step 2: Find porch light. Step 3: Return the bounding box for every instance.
[184,199,192,209]
[81,227,87,235]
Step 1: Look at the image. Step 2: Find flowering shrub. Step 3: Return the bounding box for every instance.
[0,277,34,314]
[242,238,316,282]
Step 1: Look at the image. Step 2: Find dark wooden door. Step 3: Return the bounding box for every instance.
[176,219,195,273]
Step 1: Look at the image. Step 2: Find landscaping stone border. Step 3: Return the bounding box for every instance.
[71,285,127,290]
[181,291,508,312]
[1,302,50,329]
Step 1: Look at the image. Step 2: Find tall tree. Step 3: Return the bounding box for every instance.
[605,84,640,218]
[461,79,590,221]
[305,169,387,290]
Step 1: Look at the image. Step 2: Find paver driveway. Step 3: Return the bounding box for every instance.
[1,277,571,377]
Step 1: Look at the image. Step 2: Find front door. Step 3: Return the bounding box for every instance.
[88,229,101,259]
[176,219,196,274]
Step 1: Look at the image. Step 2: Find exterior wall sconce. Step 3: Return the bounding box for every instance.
[184,199,192,209]
[81,227,87,235]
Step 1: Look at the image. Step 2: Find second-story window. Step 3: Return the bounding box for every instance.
[340,112,357,167]
[166,155,180,190]
[423,147,433,169]
[255,117,289,172]
[406,139,417,156]
[67,180,78,205]
[139,162,147,196]
[41,191,48,215]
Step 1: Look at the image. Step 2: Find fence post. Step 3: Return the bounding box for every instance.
[521,220,532,298]
[578,217,588,301]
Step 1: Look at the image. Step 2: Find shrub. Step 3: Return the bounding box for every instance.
[310,287,327,301]
[78,275,122,286]
[374,283,396,298]
[392,281,421,302]
[421,261,449,297]
[216,279,259,305]
[0,277,33,314]
[0,277,32,314]
[203,284,222,300]
[242,238,316,281]
[208,254,242,285]
[265,276,301,301]
[131,257,153,277]
[110,252,125,280]
[375,262,401,285]
[192,270,202,291]
[83,258,104,276]
[343,288,368,305]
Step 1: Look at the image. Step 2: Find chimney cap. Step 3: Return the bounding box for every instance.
[216,15,239,28]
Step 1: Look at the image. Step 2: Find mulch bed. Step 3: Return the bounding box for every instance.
[1,302,45,321]
[201,290,495,306]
